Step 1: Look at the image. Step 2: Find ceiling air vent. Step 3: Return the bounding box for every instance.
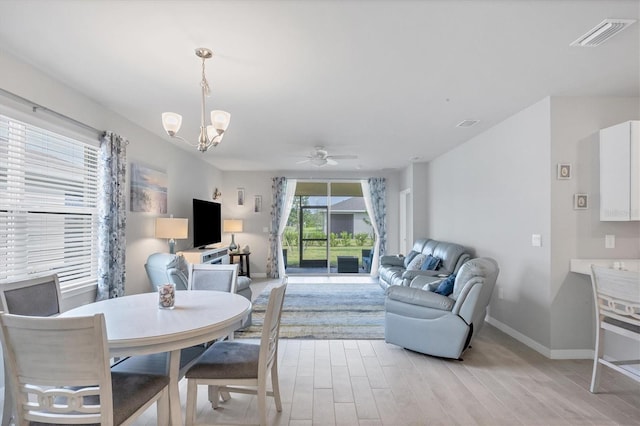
[570,19,636,47]
[456,119,480,128]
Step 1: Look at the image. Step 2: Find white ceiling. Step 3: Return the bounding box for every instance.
[0,0,638,172]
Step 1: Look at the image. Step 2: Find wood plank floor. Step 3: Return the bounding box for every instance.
[134,324,640,425]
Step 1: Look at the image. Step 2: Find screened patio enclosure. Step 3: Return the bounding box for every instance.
[282,181,375,275]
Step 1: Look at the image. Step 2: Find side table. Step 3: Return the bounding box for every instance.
[229,252,251,278]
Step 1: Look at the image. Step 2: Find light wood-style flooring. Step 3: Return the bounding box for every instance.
[135,323,640,425]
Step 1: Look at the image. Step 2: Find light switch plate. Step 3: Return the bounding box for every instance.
[605,234,615,249]
[531,234,542,247]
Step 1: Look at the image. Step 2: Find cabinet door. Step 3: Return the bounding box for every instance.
[600,121,639,221]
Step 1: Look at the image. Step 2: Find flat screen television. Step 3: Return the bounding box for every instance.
[193,198,222,249]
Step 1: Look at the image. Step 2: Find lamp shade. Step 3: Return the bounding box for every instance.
[211,110,231,132]
[223,219,243,233]
[161,112,183,135]
[155,217,188,239]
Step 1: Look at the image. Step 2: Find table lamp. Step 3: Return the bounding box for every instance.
[155,216,188,254]
[223,219,243,252]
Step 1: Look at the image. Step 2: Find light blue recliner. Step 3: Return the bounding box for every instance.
[384,257,499,359]
[145,253,189,291]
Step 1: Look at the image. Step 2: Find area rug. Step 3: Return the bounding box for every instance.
[235,283,386,339]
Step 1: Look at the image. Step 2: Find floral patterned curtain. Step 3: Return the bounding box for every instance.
[361,177,387,274]
[97,131,127,300]
[266,177,297,278]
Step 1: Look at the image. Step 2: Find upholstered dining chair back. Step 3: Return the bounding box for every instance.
[589,265,640,393]
[188,263,239,294]
[0,274,62,317]
[0,312,169,425]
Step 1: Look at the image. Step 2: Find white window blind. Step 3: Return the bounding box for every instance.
[0,114,99,290]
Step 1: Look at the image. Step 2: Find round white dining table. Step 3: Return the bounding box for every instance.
[60,290,252,426]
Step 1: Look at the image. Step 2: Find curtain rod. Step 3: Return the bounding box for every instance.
[0,87,102,136]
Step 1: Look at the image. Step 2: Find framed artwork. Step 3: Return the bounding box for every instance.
[130,163,167,213]
[254,195,262,213]
[557,163,572,180]
[237,188,245,206]
[574,193,588,210]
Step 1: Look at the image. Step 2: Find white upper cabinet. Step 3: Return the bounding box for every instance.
[600,120,640,221]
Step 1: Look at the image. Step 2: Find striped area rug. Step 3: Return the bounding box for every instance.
[235,283,386,339]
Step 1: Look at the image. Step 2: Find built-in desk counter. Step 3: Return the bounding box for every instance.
[570,259,640,275]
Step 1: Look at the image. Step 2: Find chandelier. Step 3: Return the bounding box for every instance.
[161,48,231,152]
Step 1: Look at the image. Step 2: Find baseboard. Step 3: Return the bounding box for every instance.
[486,316,595,360]
[550,348,593,360]
[486,316,551,358]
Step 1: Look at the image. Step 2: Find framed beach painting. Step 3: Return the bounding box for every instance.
[130,163,168,213]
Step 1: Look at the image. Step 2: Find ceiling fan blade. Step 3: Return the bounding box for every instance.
[326,158,338,166]
[328,154,358,160]
[296,158,311,164]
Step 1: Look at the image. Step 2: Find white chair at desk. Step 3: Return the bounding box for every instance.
[589,265,640,393]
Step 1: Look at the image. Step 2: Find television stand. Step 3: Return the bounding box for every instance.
[179,246,230,265]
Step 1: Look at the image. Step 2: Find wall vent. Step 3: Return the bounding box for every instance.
[570,19,636,47]
[456,119,480,128]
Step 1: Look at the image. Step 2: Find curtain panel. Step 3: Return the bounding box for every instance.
[97,131,127,300]
[266,177,297,278]
[361,177,387,275]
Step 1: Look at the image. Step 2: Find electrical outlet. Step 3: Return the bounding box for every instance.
[605,234,615,249]
[531,234,542,247]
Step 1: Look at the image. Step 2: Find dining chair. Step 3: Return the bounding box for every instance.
[184,278,288,426]
[187,263,239,293]
[0,274,62,426]
[0,312,169,425]
[589,265,640,393]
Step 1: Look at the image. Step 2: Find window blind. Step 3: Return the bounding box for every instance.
[0,114,99,290]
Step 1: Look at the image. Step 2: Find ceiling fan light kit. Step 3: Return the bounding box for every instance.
[161,47,231,152]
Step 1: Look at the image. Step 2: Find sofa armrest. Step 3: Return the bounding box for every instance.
[386,286,454,311]
[380,255,405,267]
[409,275,445,290]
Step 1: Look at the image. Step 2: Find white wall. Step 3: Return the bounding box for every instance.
[424,97,553,348]
[418,95,640,356]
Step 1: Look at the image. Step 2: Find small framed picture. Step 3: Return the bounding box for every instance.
[574,193,588,210]
[557,163,572,180]
[254,195,262,213]
[237,188,245,206]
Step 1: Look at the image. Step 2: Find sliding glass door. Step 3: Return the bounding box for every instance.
[283,181,374,275]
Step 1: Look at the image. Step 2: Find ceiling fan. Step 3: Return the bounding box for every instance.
[297,146,358,167]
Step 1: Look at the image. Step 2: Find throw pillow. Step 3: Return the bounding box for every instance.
[406,253,427,271]
[420,255,441,271]
[434,274,456,296]
[403,250,419,268]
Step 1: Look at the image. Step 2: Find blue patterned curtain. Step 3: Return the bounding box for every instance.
[267,177,286,278]
[362,177,386,274]
[267,177,297,278]
[97,131,127,300]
